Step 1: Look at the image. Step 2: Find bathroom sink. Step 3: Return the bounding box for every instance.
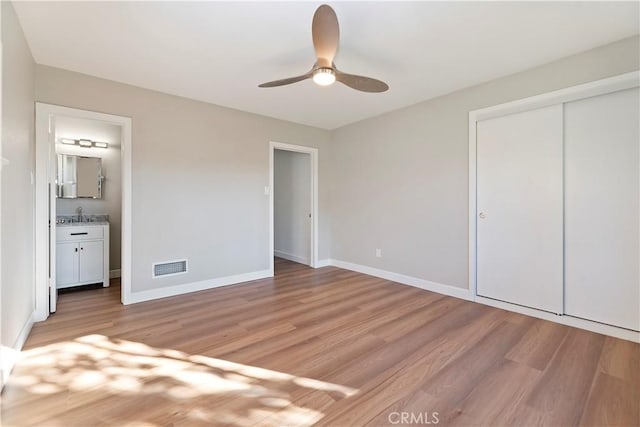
[56,214,110,226]
[57,219,109,226]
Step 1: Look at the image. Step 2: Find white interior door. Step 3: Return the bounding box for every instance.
[48,116,57,313]
[564,88,640,331]
[476,104,563,313]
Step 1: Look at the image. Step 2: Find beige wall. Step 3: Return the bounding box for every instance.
[330,35,640,290]
[35,65,331,293]
[23,21,640,300]
[1,0,35,363]
[55,116,122,271]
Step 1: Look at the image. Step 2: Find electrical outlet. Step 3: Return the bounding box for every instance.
[376,248,382,258]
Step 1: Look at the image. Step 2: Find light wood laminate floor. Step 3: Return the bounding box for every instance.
[2,258,638,426]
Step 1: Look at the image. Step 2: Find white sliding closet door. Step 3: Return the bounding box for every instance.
[564,88,640,331]
[477,104,563,313]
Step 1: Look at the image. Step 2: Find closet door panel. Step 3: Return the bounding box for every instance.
[564,87,640,331]
[477,104,563,313]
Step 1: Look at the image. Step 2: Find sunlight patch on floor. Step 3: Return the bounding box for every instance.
[3,334,358,426]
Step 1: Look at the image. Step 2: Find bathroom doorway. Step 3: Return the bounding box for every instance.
[35,104,132,320]
[53,116,122,312]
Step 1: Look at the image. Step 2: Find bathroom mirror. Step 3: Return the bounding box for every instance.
[57,154,103,199]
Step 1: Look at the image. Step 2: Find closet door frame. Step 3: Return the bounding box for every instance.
[468,70,639,343]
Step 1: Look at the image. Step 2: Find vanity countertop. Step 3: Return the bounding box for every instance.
[57,221,110,227]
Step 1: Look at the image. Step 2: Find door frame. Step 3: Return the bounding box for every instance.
[468,71,639,342]
[268,141,318,274]
[0,30,5,386]
[34,103,133,321]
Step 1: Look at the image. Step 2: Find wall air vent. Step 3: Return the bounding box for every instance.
[153,259,188,278]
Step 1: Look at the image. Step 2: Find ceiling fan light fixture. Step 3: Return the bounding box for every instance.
[312,67,336,86]
[258,5,388,92]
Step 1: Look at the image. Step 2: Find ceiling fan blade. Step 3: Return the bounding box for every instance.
[312,5,339,68]
[258,73,312,88]
[335,70,389,93]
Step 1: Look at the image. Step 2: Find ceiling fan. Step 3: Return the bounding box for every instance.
[258,4,389,93]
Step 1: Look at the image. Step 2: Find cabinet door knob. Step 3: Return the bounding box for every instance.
[479,212,487,219]
[75,248,78,252]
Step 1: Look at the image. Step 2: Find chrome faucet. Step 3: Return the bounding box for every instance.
[76,206,83,222]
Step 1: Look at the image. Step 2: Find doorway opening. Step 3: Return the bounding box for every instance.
[54,116,122,309]
[268,142,318,276]
[35,104,132,321]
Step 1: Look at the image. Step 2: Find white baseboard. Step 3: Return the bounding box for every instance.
[125,269,272,305]
[314,259,331,268]
[274,250,310,266]
[1,312,34,389]
[109,269,121,279]
[475,296,640,343]
[327,260,639,342]
[329,259,472,301]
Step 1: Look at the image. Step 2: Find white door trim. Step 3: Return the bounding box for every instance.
[47,116,57,313]
[468,71,640,342]
[269,141,319,274]
[34,103,133,321]
[0,32,5,387]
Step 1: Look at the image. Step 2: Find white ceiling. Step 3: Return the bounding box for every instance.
[14,1,639,129]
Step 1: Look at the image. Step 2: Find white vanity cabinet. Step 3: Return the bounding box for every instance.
[56,224,109,289]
